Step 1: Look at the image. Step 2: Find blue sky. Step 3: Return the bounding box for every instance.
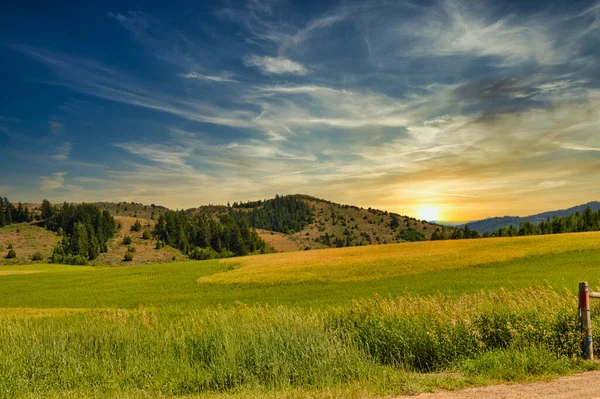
[1,0,599,221]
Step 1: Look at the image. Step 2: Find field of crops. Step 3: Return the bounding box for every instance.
[1,232,600,398]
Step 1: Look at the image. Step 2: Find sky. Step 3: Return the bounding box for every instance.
[1,0,599,222]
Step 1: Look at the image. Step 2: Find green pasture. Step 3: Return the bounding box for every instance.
[2,232,600,398]
[1,235,600,310]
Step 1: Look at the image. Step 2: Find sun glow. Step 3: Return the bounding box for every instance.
[418,206,439,222]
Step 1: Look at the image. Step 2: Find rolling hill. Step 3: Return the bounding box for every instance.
[188,194,452,252]
[2,194,451,264]
[461,201,600,234]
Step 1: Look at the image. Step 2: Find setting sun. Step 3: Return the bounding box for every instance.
[418,206,439,222]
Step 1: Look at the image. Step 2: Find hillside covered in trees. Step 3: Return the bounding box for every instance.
[450,205,600,240]
[0,197,32,227]
[4,194,599,263]
[40,200,117,265]
[154,210,266,259]
[230,195,313,234]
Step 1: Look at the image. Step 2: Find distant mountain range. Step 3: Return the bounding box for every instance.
[461,201,600,234]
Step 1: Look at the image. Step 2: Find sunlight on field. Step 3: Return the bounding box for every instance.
[202,232,600,284]
[0,270,43,276]
[0,308,94,319]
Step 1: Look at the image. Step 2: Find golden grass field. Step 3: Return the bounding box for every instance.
[205,232,600,284]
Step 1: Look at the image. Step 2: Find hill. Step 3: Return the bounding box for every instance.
[462,201,600,233]
[0,223,60,265]
[190,194,452,252]
[91,201,169,220]
[0,195,454,262]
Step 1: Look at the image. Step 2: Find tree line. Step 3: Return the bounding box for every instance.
[443,206,600,240]
[41,200,116,265]
[154,210,266,259]
[229,194,313,234]
[0,197,32,227]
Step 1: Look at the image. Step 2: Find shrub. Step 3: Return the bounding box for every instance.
[131,220,142,232]
[124,252,134,262]
[142,229,151,240]
[6,249,16,259]
[189,247,219,260]
[122,236,132,245]
[48,245,88,265]
[155,240,164,249]
[7,243,13,249]
[31,252,44,261]
[127,245,136,253]
[49,252,88,265]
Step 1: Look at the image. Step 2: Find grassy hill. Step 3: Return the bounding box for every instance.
[0,223,60,265]
[92,201,169,220]
[191,194,451,252]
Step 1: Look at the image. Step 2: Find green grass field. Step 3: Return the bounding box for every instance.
[1,232,600,398]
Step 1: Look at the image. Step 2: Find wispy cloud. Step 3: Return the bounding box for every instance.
[3,1,600,220]
[51,142,72,161]
[48,120,64,135]
[243,55,308,75]
[179,72,239,83]
[40,172,66,191]
[403,1,564,67]
[557,143,600,152]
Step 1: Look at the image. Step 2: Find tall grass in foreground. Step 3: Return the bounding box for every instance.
[0,288,598,398]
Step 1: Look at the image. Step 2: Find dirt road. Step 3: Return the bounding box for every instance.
[394,371,600,399]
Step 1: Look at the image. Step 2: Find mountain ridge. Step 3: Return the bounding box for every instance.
[461,201,600,234]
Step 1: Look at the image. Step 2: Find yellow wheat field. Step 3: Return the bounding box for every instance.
[199,232,600,284]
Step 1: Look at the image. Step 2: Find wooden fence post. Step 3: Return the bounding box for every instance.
[579,281,594,360]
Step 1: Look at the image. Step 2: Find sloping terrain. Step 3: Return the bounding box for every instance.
[463,201,600,233]
[203,232,600,284]
[4,194,454,261]
[0,223,60,265]
[193,194,452,252]
[291,195,450,248]
[92,201,169,220]
[0,216,183,266]
[93,216,186,266]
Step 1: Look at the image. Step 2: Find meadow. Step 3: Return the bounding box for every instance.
[1,232,600,398]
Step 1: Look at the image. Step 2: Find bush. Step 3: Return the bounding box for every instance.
[131,220,142,232]
[124,252,134,262]
[6,249,16,259]
[7,243,13,249]
[122,236,132,245]
[142,229,151,240]
[127,245,136,253]
[155,240,164,250]
[189,247,219,260]
[31,252,44,261]
[49,252,88,265]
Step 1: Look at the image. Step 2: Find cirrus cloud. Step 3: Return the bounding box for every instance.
[243,55,308,75]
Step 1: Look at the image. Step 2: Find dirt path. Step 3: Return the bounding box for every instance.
[393,371,600,399]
